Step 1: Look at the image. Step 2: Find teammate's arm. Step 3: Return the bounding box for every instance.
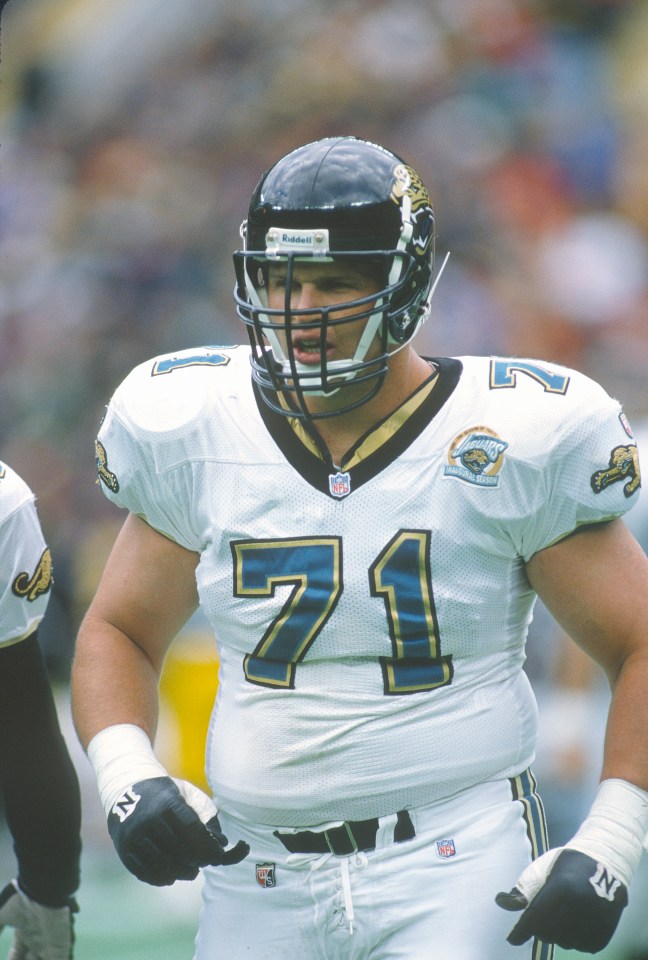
[0,631,81,958]
[497,518,648,952]
[0,631,81,903]
[71,513,248,886]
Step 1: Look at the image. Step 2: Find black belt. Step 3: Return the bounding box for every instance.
[274,809,415,857]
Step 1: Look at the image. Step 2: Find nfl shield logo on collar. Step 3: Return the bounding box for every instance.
[256,863,276,887]
[329,471,351,498]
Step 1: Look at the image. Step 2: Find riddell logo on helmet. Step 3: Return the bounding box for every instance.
[266,227,330,254]
[282,233,311,244]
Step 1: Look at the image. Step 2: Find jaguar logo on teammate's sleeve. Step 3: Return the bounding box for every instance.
[95,440,120,493]
[591,445,641,498]
[12,547,53,602]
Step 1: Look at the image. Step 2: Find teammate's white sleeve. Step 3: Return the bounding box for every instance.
[0,465,52,646]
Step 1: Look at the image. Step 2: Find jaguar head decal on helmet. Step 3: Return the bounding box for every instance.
[233,136,445,420]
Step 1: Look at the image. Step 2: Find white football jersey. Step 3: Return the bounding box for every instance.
[0,463,52,647]
[96,346,641,826]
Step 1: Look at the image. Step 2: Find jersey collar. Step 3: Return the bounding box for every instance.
[253,358,463,498]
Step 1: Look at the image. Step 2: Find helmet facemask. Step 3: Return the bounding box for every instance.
[232,137,441,421]
[234,236,428,420]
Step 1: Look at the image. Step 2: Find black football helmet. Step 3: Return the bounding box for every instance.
[233,136,440,420]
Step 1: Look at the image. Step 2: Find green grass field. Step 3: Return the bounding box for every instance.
[0,835,202,960]
[73,857,201,959]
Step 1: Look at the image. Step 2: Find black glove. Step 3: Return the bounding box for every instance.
[496,848,628,953]
[0,880,78,960]
[107,776,249,886]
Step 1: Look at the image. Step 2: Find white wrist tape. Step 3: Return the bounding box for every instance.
[87,724,168,816]
[87,723,219,825]
[567,778,648,887]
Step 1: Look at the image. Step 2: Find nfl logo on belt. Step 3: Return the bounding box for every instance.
[329,471,351,498]
[436,839,456,859]
[256,863,276,888]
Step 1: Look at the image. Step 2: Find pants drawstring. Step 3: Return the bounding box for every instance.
[340,856,354,935]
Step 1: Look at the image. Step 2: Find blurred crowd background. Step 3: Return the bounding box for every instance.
[1,0,648,956]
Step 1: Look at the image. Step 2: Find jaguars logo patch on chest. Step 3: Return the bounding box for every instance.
[444,427,509,487]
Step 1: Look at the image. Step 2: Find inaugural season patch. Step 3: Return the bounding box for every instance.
[591,445,641,498]
[444,427,508,487]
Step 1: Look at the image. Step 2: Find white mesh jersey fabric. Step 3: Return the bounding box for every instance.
[96,346,640,826]
[0,463,50,646]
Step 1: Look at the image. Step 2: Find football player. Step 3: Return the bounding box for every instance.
[72,137,648,959]
[0,462,81,959]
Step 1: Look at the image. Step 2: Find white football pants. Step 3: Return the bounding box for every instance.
[194,772,553,960]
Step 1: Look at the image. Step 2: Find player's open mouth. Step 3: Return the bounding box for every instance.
[291,337,332,365]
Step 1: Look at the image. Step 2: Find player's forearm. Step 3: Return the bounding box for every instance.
[600,649,648,792]
[0,634,81,903]
[4,741,81,904]
[71,612,161,749]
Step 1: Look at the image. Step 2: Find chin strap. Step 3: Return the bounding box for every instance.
[386,250,450,349]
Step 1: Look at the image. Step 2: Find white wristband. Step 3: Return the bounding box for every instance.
[87,723,168,816]
[568,778,648,887]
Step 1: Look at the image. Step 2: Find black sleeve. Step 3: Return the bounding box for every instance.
[0,631,81,906]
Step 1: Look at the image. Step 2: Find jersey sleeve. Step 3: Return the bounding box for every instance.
[512,392,641,562]
[94,364,204,551]
[0,467,52,647]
